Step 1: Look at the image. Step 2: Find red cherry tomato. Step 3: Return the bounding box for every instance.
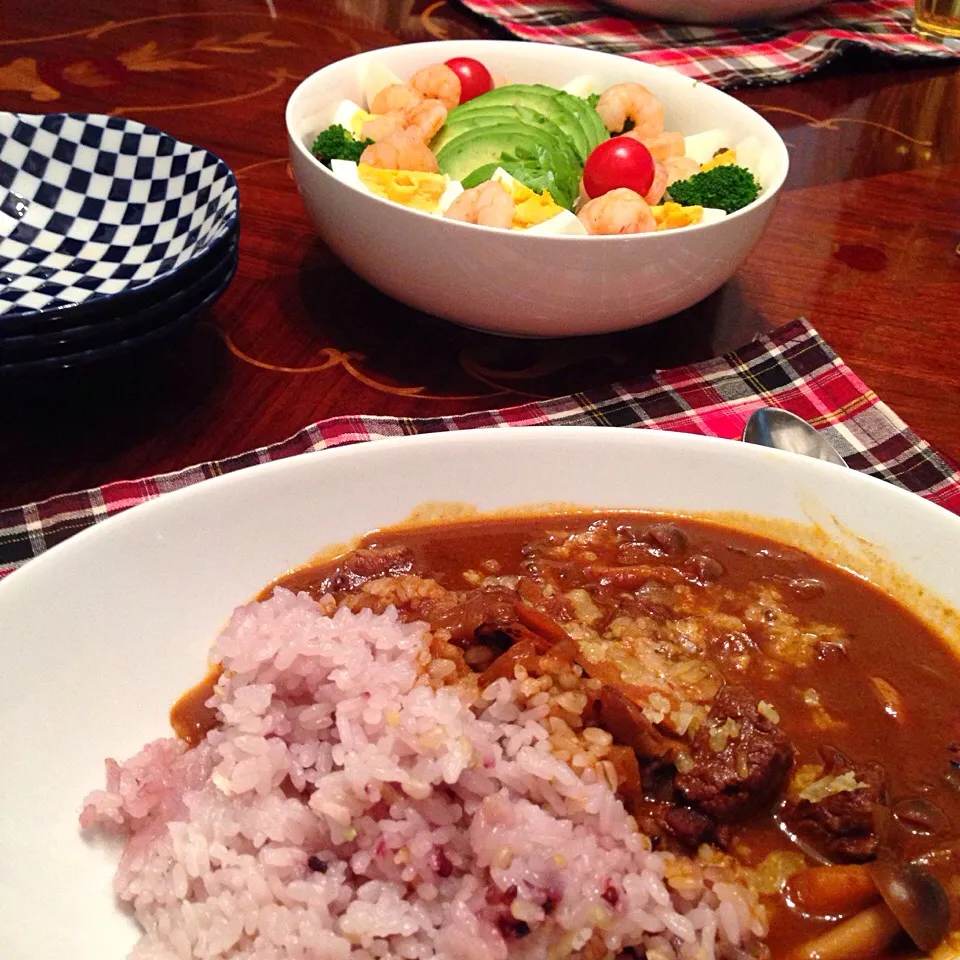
[444,57,494,104]
[582,137,655,200]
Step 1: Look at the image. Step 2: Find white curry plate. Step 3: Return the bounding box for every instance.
[1,427,958,958]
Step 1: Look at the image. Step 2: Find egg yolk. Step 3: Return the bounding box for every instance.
[357,164,448,213]
[349,108,376,139]
[506,181,564,230]
[701,149,737,173]
[650,202,704,230]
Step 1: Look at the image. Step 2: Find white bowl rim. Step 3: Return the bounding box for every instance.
[3,426,957,595]
[285,39,790,241]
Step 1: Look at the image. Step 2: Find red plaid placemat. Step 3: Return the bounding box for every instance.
[2,317,959,578]
[455,0,960,87]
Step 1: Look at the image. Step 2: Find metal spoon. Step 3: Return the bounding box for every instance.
[741,407,848,468]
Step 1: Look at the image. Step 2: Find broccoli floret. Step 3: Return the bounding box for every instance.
[586,92,601,109]
[311,124,372,167]
[666,164,761,214]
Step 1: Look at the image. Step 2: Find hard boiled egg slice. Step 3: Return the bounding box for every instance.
[330,158,366,192]
[563,75,601,100]
[490,167,588,235]
[330,159,462,216]
[683,130,770,192]
[363,62,404,112]
[683,129,731,167]
[525,209,587,236]
[437,179,464,214]
[650,201,727,230]
[331,99,376,139]
[700,207,728,226]
[649,202,728,231]
[731,135,772,189]
[651,202,705,231]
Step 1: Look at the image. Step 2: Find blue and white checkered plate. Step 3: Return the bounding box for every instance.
[0,112,238,329]
[0,230,237,375]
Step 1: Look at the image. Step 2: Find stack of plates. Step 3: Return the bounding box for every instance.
[0,113,239,376]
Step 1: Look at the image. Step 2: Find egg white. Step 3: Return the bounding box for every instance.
[490,167,523,191]
[363,62,404,112]
[526,209,587,236]
[437,179,464,214]
[563,75,600,100]
[699,207,728,226]
[683,129,731,166]
[330,158,368,195]
[331,99,367,135]
[730,135,771,190]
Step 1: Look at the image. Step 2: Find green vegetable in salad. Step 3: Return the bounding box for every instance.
[585,92,601,109]
[311,124,372,167]
[461,163,500,189]
[498,144,578,211]
[666,164,761,214]
[458,147,577,211]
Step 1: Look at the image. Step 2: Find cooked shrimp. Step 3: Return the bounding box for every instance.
[645,160,668,205]
[361,112,405,143]
[664,155,701,186]
[595,83,665,141]
[370,83,423,116]
[362,97,447,144]
[628,130,685,162]
[576,188,656,235]
[445,181,515,229]
[403,98,448,142]
[359,130,439,173]
[410,63,461,111]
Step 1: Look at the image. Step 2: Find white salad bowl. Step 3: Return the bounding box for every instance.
[609,0,826,24]
[286,40,789,337]
[1,427,959,959]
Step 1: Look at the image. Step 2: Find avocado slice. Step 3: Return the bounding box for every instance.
[447,84,609,163]
[447,84,590,162]
[550,88,609,156]
[432,104,577,157]
[436,123,579,210]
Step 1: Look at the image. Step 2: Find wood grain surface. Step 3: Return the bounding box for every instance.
[1,0,958,508]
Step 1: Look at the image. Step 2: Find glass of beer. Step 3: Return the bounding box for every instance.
[913,0,960,41]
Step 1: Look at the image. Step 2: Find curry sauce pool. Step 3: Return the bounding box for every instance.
[83,512,960,959]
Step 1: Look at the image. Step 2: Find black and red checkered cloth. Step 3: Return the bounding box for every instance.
[455,0,960,87]
[2,318,959,578]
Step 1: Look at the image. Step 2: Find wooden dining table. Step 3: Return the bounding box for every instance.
[1,0,958,511]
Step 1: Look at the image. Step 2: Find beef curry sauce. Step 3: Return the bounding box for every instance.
[172,513,960,959]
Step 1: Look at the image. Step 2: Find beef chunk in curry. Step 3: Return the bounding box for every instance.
[783,745,889,863]
[674,685,794,823]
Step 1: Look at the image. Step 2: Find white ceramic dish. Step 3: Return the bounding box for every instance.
[2,426,959,959]
[609,0,825,24]
[285,41,789,337]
